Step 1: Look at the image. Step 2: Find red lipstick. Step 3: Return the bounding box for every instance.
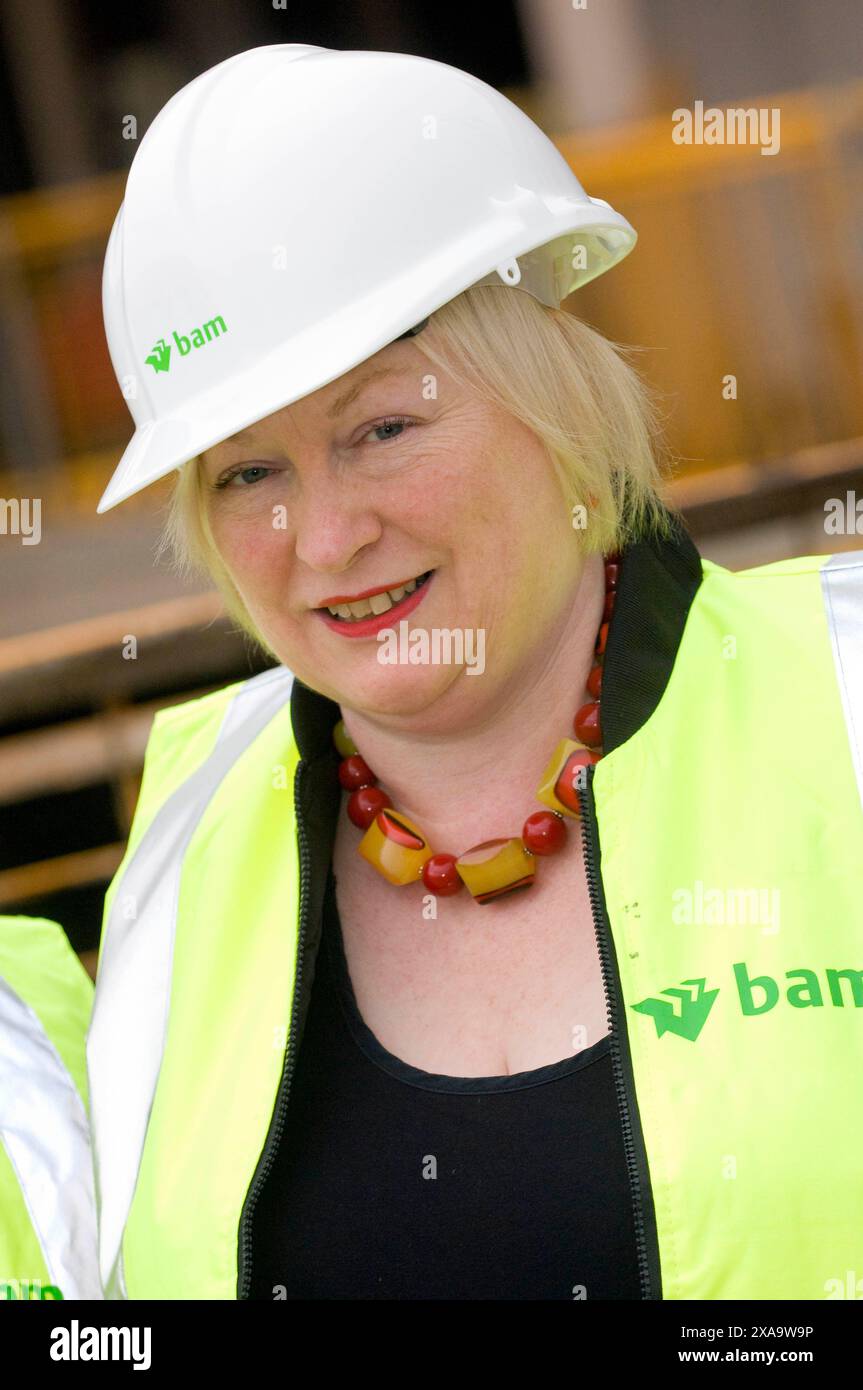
[315,574,422,607]
[314,570,435,639]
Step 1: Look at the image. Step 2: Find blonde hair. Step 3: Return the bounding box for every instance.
[155,284,682,657]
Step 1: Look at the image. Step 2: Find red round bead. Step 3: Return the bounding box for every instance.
[587,664,603,698]
[574,702,602,747]
[422,854,463,895]
[603,590,616,623]
[339,755,376,791]
[604,561,619,591]
[347,785,388,828]
[595,621,609,661]
[522,810,567,855]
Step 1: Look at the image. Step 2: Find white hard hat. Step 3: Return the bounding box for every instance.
[97,43,637,515]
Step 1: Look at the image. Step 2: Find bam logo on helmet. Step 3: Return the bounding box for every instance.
[633,962,863,1041]
[145,315,228,374]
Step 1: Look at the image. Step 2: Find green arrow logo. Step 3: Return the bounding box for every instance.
[631,977,719,1041]
[145,338,171,374]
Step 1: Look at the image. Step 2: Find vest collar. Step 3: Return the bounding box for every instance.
[289,503,705,763]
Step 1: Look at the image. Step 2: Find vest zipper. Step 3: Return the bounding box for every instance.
[582,759,660,1300]
[236,757,311,1299]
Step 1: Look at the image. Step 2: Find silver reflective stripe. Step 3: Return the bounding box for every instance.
[86,665,295,1299]
[821,550,863,814]
[0,977,101,1299]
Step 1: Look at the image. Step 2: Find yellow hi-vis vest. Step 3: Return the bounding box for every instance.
[86,517,863,1300]
[0,916,101,1299]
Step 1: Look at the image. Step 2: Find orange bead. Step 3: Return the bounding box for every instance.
[455,838,535,903]
[537,738,599,817]
[358,809,434,886]
[587,664,602,698]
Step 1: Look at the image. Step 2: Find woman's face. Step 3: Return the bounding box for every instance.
[201,337,588,726]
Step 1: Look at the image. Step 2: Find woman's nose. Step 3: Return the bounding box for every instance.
[291,476,383,573]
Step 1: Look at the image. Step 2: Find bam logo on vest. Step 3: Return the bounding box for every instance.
[1,1279,62,1299]
[633,962,863,1040]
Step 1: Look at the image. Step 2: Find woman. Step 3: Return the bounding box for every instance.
[87,44,863,1301]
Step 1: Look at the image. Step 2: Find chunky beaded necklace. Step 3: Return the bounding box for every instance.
[332,554,620,905]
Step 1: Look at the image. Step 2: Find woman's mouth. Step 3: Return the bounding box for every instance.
[314,570,435,638]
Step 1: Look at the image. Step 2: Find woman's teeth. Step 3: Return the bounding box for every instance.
[327,571,430,621]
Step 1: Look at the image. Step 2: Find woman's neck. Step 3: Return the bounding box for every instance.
[337,553,607,851]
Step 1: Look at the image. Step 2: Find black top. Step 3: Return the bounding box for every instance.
[248,864,644,1300]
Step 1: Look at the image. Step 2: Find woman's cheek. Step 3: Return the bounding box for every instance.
[220,507,286,570]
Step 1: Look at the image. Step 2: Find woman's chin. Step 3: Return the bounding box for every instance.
[329,660,461,718]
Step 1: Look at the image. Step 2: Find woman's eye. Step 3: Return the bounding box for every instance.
[215,417,413,488]
[216,465,274,489]
[361,416,412,444]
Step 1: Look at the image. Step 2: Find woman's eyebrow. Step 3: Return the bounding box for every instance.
[223,426,263,447]
[205,365,410,463]
[201,426,259,464]
[325,366,406,419]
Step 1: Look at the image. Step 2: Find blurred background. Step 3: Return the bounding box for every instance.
[1,0,862,976]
